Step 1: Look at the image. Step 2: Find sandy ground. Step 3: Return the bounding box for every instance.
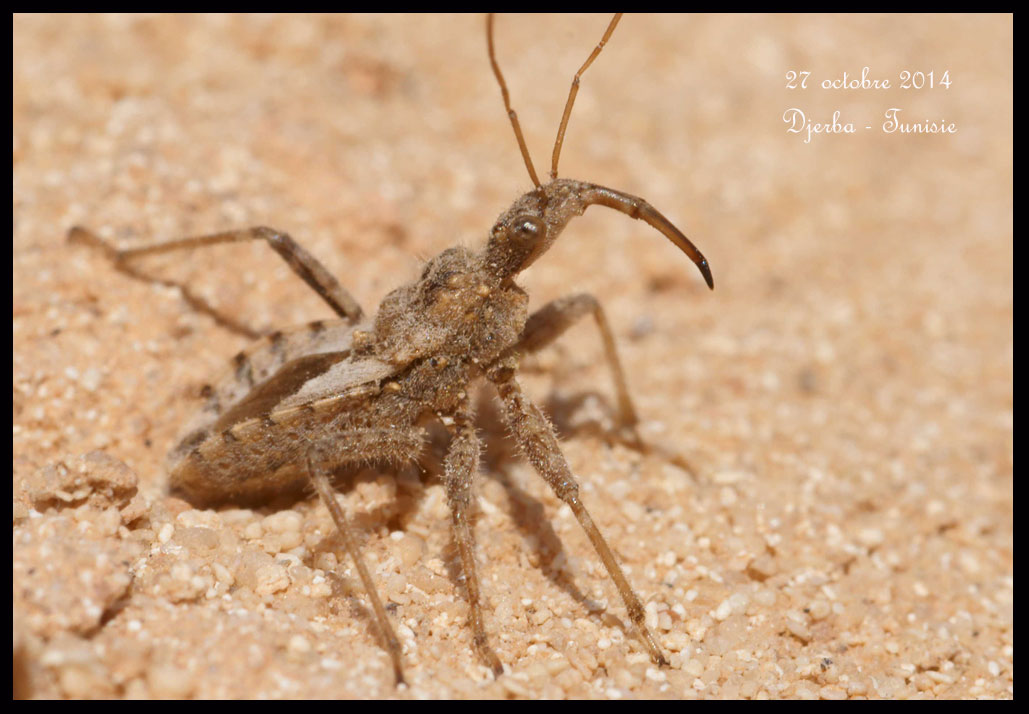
[13,14,1011,699]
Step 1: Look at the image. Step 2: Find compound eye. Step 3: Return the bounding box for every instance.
[510,215,544,244]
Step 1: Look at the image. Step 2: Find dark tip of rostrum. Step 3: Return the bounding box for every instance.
[700,259,714,290]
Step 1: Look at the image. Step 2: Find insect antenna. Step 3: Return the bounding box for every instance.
[487,13,542,188]
[551,13,622,180]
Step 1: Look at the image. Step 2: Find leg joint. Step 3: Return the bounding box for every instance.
[552,477,580,504]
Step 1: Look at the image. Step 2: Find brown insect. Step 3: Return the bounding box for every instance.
[68,13,713,685]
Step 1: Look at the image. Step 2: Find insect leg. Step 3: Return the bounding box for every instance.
[441,400,504,676]
[509,293,641,445]
[68,225,364,323]
[307,445,406,685]
[488,366,669,667]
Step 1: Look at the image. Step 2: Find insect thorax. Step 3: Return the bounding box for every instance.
[372,246,529,369]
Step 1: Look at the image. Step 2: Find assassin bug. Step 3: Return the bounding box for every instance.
[69,13,713,684]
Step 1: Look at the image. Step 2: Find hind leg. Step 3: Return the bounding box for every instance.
[308,451,406,685]
[68,225,364,326]
[304,428,427,686]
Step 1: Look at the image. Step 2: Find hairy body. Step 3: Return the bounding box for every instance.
[68,15,714,685]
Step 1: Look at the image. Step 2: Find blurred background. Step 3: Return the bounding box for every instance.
[14,14,1011,698]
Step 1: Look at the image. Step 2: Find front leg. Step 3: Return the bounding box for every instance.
[511,293,701,475]
[487,364,669,667]
[441,400,504,676]
[509,293,642,447]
